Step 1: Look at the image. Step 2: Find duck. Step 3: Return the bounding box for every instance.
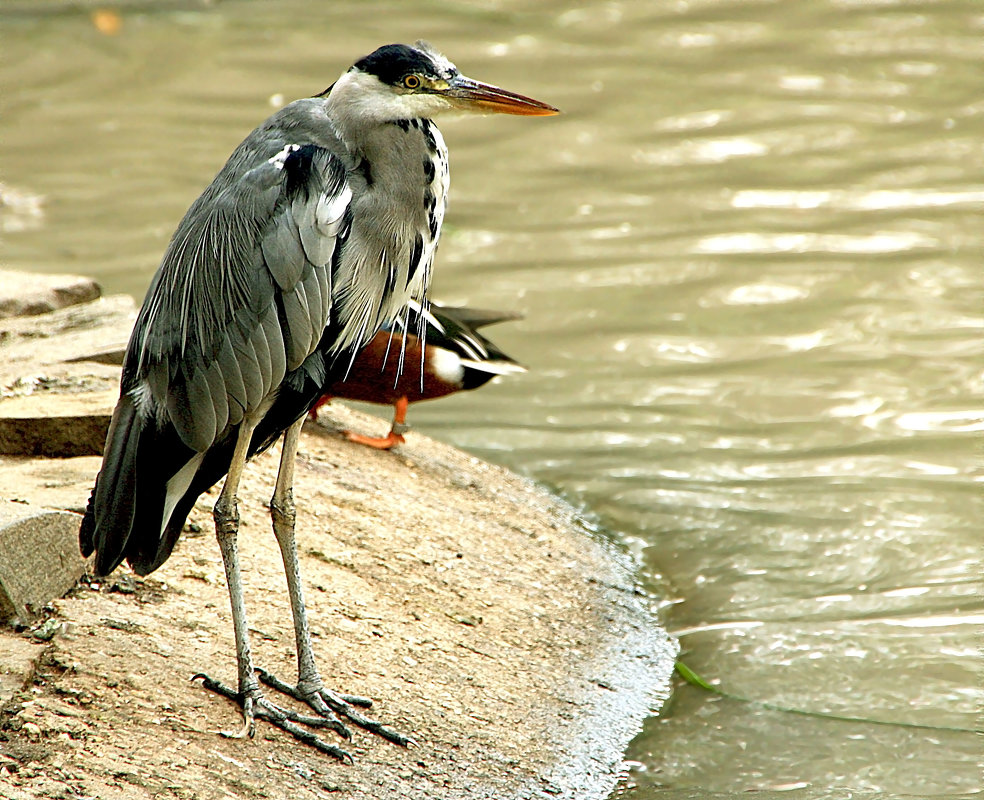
[311,300,525,448]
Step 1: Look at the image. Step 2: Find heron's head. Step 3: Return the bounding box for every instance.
[325,41,558,124]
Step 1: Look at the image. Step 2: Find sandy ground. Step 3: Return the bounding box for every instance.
[0,403,676,800]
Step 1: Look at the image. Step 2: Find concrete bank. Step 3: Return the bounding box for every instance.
[0,270,676,800]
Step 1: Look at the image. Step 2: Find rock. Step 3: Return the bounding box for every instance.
[0,293,135,385]
[0,454,98,514]
[0,268,100,319]
[0,502,87,623]
[0,636,45,711]
[0,293,134,457]
[0,391,115,457]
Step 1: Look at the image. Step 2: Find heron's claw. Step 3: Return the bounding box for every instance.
[257,668,413,747]
[193,672,355,763]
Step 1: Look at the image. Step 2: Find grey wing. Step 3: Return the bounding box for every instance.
[126,142,352,453]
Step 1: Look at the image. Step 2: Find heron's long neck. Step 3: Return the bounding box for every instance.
[327,118,450,358]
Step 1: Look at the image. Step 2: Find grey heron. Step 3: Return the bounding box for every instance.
[79,41,557,760]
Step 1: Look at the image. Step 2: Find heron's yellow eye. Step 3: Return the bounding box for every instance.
[403,74,421,90]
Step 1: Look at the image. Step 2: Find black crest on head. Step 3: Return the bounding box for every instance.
[353,43,448,86]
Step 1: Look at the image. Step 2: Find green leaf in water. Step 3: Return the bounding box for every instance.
[674,660,718,692]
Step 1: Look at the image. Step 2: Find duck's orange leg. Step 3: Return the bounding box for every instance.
[308,395,333,421]
[343,396,409,450]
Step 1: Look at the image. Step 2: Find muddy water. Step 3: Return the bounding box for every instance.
[2,1,981,797]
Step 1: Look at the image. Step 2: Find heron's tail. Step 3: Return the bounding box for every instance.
[80,393,142,576]
[80,392,199,577]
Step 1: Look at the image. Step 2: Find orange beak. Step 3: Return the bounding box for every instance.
[445,75,559,116]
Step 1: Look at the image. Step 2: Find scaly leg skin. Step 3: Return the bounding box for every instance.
[342,396,410,450]
[194,672,354,762]
[194,421,357,762]
[263,418,413,748]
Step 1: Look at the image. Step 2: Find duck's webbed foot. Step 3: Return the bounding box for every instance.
[342,399,410,450]
[341,428,406,450]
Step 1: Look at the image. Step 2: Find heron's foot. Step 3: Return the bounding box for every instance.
[257,667,413,747]
[193,673,355,763]
[341,429,406,450]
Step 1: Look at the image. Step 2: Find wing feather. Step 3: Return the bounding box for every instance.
[215,334,248,424]
[301,266,327,341]
[281,282,314,370]
[261,214,306,291]
[124,139,351,453]
[229,321,265,410]
[204,358,231,438]
[169,364,216,451]
[248,309,274,399]
[258,303,287,391]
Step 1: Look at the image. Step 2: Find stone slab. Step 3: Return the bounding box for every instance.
[0,269,100,320]
[0,502,87,623]
[0,390,116,457]
[0,293,134,457]
[0,293,135,387]
[0,455,99,514]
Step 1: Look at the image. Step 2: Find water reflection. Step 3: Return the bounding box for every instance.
[2,0,982,797]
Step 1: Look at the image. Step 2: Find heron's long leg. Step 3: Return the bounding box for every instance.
[269,417,321,694]
[197,418,356,761]
[211,419,260,736]
[265,417,412,747]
